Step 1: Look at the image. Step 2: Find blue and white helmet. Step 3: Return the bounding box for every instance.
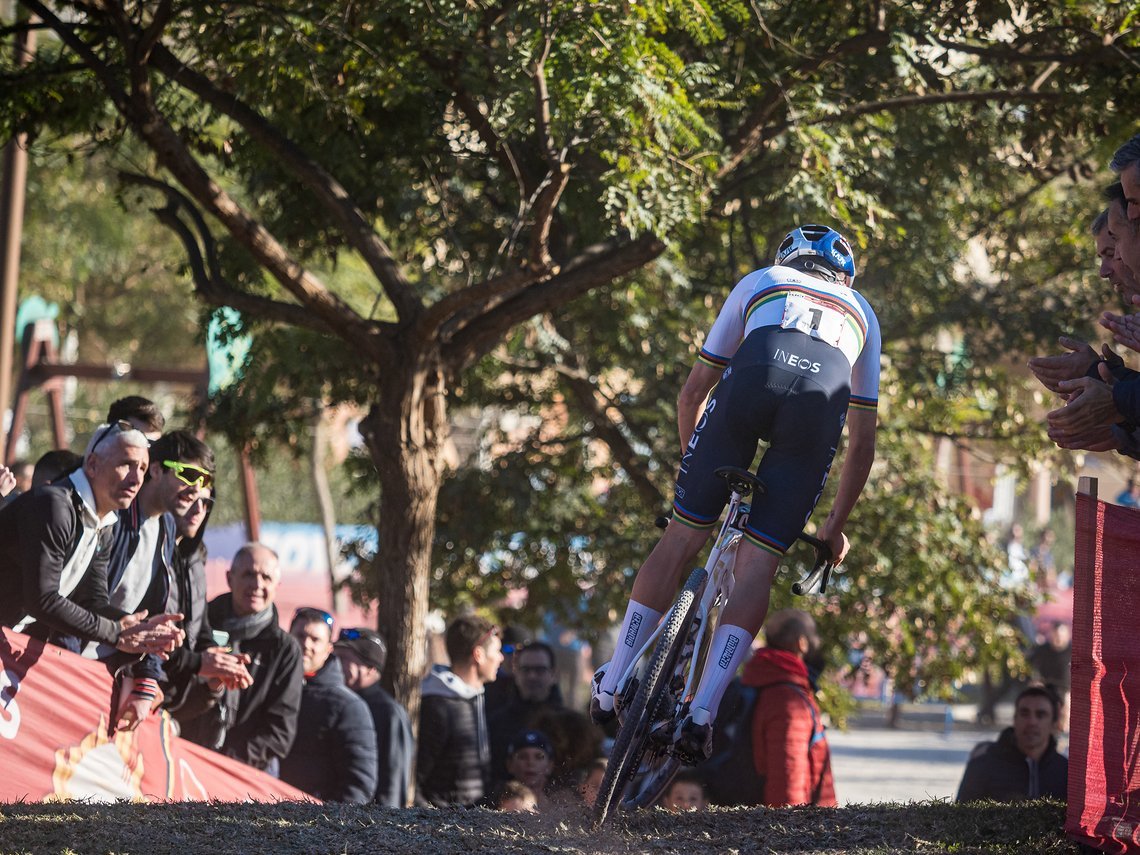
[774,224,856,282]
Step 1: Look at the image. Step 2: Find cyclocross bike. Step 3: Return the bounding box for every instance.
[592,464,835,826]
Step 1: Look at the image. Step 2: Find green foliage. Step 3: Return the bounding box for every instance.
[3,0,1138,705]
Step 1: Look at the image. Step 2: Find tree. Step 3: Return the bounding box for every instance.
[2,1,1137,724]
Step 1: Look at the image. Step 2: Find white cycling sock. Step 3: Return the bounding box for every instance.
[689,623,755,722]
[599,600,665,696]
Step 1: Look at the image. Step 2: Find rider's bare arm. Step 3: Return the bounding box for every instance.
[677,363,724,456]
[816,407,877,564]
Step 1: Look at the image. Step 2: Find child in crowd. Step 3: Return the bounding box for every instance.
[659,769,708,812]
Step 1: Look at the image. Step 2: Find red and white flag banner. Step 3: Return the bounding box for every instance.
[0,627,310,802]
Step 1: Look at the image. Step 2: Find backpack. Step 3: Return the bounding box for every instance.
[702,678,764,806]
[702,677,824,807]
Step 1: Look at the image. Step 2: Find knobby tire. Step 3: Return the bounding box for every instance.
[592,567,707,827]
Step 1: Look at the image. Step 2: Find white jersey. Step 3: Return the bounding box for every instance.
[697,264,881,410]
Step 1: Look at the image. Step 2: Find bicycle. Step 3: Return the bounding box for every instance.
[591,464,835,826]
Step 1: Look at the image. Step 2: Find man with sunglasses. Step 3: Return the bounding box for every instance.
[334,627,414,807]
[0,421,184,657]
[280,609,378,803]
[90,432,253,730]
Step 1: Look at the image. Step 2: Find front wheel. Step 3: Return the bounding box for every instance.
[592,566,708,827]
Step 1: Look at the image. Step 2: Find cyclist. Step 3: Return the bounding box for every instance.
[591,224,881,762]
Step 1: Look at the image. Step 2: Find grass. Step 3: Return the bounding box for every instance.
[0,798,1081,854]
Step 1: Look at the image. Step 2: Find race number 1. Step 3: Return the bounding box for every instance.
[780,292,843,347]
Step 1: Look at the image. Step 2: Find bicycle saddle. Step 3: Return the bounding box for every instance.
[714,465,766,496]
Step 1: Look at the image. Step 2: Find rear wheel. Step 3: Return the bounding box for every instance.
[592,567,707,827]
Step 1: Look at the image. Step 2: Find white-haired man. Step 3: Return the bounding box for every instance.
[0,421,184,656]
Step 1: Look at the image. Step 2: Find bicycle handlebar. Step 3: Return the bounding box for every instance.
[792,533,835,596]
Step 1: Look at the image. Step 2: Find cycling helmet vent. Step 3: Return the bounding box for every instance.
[773,224,856,280]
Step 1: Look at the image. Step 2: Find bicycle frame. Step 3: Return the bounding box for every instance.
[609,487,749,720]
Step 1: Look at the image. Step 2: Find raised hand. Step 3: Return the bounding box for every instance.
[1101,311,1140,355]
[1047,422,1122,452]
[1047,377,1121,435]
[0,466,16,497]
[1028,337,1099,394]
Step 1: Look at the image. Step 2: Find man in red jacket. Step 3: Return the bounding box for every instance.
[742,608,837,807]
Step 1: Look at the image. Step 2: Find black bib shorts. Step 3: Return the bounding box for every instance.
[672,326,852,555]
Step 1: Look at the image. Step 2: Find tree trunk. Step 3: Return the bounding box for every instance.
[358,351,448,738]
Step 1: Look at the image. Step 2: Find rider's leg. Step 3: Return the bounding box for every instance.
[687,540,781,723]
[597,522,713,699]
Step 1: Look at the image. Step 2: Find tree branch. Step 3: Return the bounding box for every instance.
[147,43,420,323]
[442,235,665,371]
[722,28,892,178]
[121,172,341,334]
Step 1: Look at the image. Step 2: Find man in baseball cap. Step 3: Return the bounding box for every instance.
[334,627,413,807]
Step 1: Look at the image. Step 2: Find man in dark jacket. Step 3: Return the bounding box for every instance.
[416,614,503,806]
[280,609,377,803]
[177,542,302,774]
[957,685,1068,803]
[162,484,251,713]
[488,640,564,784]
[0,421,183,656]
[334,627,413,807]
[742,609,836,807]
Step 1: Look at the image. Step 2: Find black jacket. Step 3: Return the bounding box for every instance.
[416,667,490,807]
[957,727,1068,803]
[160,540,217,711]
[356,681,414,807]
[0,482,120,645]
[177,595,302,771]
[280,656,378,803]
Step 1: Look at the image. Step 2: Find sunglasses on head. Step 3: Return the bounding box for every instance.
[91,419,146,454]
[163,459,214,490]
[294,607,334,628]
[339,628,385,649]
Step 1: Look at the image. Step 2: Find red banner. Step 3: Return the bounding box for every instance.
[0,628,311,802]
[1068,493,1140,853]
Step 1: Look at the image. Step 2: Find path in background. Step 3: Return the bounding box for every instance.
[828,704,1019,805]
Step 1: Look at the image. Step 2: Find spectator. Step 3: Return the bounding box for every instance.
[740,608,837,807]
[416,614,503,807]
[484,624,531,716]
[163,484,250,714]
[659,769,708,812]
[495,780,538,813]
[84,432,213,659]
[488,640,564,782]
[1028,621,1072,735]
[1110,132,1140,223]
[177,543,302,775]
[504,729,555,810]
[31,449,82,489]
[0,458,31,508]
[107,395,165,441]
[1115,478,1140,508]
[0,421,183,657]
[1030,529,1058,590]
[333,626,414,807]
[957,685,1068,803]
[80,431,224,730]
[280,609,378,803]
